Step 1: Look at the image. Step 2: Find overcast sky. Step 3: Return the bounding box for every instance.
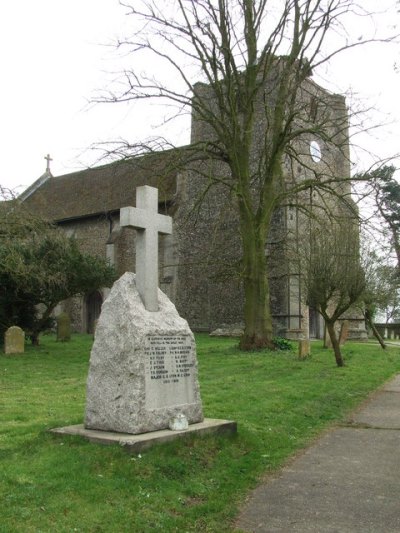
[1,0,399,194]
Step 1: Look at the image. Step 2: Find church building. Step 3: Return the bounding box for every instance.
[20,71,367,341]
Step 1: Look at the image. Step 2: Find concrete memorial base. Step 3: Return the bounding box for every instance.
[50,418,237,453]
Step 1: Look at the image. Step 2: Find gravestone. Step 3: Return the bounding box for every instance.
[298,339,310,359]
[56,312,71,342]
[339,320,350,346]
[84,185,203,434]
[4,326,25,354]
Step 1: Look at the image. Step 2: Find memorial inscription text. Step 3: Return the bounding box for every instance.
[144,335,195,409]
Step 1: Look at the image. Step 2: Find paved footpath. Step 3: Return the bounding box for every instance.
[235,375,400,533]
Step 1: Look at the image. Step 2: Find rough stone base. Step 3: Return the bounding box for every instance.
[84,273,203,434]
[50,418,237,453]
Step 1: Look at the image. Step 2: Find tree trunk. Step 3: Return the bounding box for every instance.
[239,224,275,350]
[364,310,386,350]
[30,332,40,346]
[30,304,56,346]
[233,142,278,351]
[326,320,344,367]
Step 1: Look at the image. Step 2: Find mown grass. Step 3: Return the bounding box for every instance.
[1,334,400,532]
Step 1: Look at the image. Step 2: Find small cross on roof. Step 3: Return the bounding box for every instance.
[44,153,53,173]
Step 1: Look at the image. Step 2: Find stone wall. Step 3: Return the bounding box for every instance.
[60,215,110,259]
[57,216,110,332]
[173,167,245,330]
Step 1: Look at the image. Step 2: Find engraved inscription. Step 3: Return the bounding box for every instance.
[144,335,195,409]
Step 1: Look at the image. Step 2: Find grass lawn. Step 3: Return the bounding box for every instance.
[1,334,400,532]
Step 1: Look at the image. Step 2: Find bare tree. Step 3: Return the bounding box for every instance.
[361,241,400,348]
[98,0,390,350]
[301,217,365,366]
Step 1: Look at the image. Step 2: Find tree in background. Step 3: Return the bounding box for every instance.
[373,166,400,273]
[354,165,400,346]
[357,165,400,271]
[0,201,116,345]
[302,220,365,366]
[98,0,385,350]
[361,245,400,348]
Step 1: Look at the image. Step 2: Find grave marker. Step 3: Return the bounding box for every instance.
[56,312,71,342]
[298,339,311,359]
[4,326,25,354]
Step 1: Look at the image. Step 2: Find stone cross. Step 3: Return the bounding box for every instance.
[120,186,172,312]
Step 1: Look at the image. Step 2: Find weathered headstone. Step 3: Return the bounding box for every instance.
[298,339,310,359]
[4,326,25,354]
[56,312,71,342]
[339,320,350,346]
[85,186,203,434]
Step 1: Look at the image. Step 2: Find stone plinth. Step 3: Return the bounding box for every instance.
[84,272,203,435]
[51,418,237,453]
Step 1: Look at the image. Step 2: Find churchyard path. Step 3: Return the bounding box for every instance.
[236,374,400,532]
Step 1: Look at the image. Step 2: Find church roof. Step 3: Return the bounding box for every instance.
[21,150,181,222]
[19,170,53,202]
